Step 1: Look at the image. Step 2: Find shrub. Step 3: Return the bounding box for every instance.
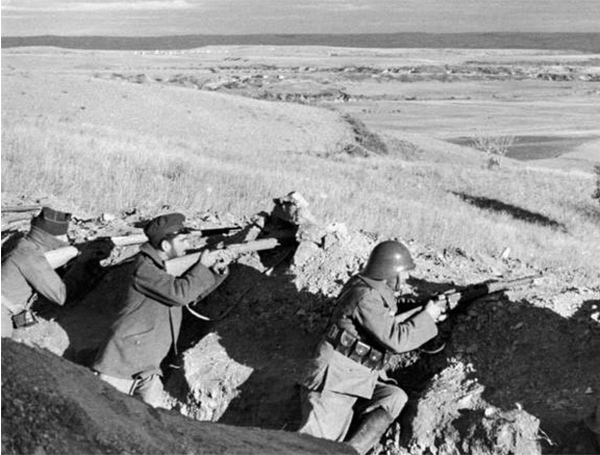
[471,131,515,168]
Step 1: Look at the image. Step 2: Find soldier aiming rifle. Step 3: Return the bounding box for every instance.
[1,207,113,338]
[298,240,540,455]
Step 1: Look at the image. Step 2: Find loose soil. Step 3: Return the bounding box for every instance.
[2,200,599,454]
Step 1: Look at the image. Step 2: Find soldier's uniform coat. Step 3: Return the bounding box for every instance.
[93,243,220,380]
[1,227,68,337]
[298,274,438,441]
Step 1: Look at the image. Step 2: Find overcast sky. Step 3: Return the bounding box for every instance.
[3,0,600,36]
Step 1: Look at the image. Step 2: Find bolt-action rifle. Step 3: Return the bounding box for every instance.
[394,273,542,355]
[165,237,293,276]
[166,236,296,322]
[399,273,542,316]
[43,226,242,270]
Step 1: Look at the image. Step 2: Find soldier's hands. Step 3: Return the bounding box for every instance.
[424,300,447,323]
[77,238,114,262]
[200,249,233,275]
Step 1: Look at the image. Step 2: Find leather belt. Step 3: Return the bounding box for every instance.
[325,324,390,370]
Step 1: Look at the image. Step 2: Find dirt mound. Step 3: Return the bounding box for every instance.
[397,361,541,455]
[1,339,355,455]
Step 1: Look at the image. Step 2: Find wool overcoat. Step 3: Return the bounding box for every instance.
[1,226,68,314]
[93,243,221,379]
[300,274,439,399]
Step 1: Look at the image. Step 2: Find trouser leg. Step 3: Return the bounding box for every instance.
[97,372,135,395]
[1,304,14,338]
[345,407,395,455]
[346,382,408,455]
[358,381,408,419]
[133,374,169,409]
[298,387,356,441]
[97,372,168,409]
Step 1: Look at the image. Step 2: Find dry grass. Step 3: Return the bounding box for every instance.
[2,117,599,285]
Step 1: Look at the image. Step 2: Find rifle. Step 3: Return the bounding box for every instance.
[43,226,242,270]
[399,273,542,315]
[1,206,43,233]
[173,237,296,322]
[393,273,542,356]
[1,205,42,213]
[1,214,34,233]
[165,237,292,276]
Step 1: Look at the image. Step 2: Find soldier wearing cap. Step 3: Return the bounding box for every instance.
[92,213,231,408]
[298,240,447,455]
[1,207,110,338]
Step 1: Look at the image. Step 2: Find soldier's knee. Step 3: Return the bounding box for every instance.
[386,387,408,418]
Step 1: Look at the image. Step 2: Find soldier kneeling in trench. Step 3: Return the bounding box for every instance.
[92,213,231,408]
[298,240,447,455]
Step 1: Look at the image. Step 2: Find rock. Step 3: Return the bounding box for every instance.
[403,360,541,455]
[323,223,349,249]
[293,241,321,267]
[271,192,319,226]
[297,223,326,244]
[100,213,116,223]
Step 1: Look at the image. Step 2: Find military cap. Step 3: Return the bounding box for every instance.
[31,207,71,236]
[144,213,192,248]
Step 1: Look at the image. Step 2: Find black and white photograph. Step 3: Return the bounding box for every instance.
[2,1,600,454]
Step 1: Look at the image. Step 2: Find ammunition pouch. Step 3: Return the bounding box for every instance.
[325,324,390,370]
[12,309,39,329]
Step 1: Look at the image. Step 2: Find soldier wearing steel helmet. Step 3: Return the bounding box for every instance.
[298,240,446,455]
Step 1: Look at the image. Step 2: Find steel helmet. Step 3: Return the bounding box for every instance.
[362,240,415,281]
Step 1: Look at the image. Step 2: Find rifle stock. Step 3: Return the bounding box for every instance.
[43,234,149,269]
[44,246,80,269]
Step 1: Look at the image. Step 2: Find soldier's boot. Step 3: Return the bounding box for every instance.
[346,408,395,455]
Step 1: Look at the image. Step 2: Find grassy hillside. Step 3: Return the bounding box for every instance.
[3,115,599,285]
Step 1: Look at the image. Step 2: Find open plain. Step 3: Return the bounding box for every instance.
[2,44,600,454]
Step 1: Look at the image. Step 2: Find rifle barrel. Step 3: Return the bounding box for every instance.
[485,274,541,293]
[1,205,41,213]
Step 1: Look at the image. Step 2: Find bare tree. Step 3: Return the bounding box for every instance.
[471,131,515,168]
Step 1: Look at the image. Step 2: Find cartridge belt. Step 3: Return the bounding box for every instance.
[325,324,390,371]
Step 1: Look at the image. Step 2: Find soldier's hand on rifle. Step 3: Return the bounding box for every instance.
[77,238,114,263]
[200,249,233,275]
[424,300,447,323]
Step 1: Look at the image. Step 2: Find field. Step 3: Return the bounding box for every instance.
[3,45,600,281]
[2,44,600,454]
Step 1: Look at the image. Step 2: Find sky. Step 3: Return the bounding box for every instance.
[2,0,600,36]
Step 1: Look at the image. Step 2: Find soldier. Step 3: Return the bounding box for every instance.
[298,240,446,455]
[1,207,110,338]
[92,213,231,408]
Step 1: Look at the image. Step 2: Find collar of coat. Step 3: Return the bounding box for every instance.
[26,225,69,252]
[356,274,397,308]
[139,242,167,270]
